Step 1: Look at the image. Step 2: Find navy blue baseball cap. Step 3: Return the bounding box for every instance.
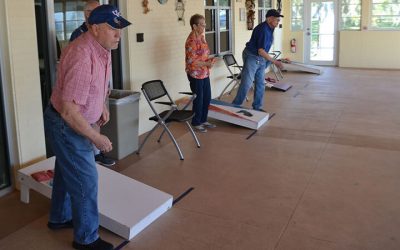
[266,9,284,18]
[88,4,131,29]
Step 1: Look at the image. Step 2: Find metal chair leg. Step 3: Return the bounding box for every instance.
[277,66,284,79]
[185,121,201,148]
[270,64,279,81]
[157,123,170,142]
[219,79,236,99]
[162,124,184,160]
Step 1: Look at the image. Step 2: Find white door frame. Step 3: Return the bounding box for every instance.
[304,0,339,66]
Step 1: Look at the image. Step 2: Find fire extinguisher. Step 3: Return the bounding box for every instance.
[290,38,296,53]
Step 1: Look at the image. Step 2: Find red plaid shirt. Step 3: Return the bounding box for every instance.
[51,32,111,124]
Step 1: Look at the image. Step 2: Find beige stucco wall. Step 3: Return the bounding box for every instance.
[338,30,400,69]
[0,0,46,177]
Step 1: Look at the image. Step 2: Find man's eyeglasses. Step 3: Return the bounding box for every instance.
[197,23,206,27]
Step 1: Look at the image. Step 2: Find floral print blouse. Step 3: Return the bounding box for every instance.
[185,31,210,79]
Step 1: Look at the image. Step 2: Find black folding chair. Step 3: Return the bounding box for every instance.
[219,54,243,99]
[137,80,200,160]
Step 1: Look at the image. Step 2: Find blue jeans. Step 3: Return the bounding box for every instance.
[44,105,99,245]
[187,75,211,126]
[232,48,270,110]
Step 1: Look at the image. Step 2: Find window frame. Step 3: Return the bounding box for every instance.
[54,0,86,42]
[204,0,233,56]
[369,0,400,31]
[258,0,273,24]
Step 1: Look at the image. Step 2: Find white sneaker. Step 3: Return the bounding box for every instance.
[193,125,207,133]
[202,122,216,128]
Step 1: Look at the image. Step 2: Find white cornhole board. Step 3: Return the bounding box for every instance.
[208,99,269,129]
[282,61,324,75]
[17,157,173,240]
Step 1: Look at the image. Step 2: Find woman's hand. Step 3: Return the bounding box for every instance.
[206,57,218,68]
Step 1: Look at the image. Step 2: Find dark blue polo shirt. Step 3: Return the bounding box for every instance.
[69,22,88,42]
[245,22,274,55]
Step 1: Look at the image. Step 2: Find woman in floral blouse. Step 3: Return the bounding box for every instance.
[185,14,217,133]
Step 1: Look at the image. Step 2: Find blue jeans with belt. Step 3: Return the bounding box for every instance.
[232,48,269,110]
[44,105,99,245]
[187,75,211,126]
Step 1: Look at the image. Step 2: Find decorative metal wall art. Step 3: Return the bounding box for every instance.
[142,0,150,14]
[245,0,255,30]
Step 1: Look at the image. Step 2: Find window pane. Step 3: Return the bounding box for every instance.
[54,12,64,22]
[77,11,84,20]
[219,31,230,52]
[292,6,304,18]
[219,9,229,30]
[204,0,232,55]
[205,9,216,32]
[258,10,264,23]
[341,4,361,17]
[205,33,216,55]
[340,17,361,30]
[55,21,64,31]
[292,19,303,30]
[66,1,77,11]
[56,32,65,41]
[371,1,400,29]
[340,0,361,30]
[291,0,304,31]
[65,20,79,32]
[54,2,63,12]
[372,16,400,29]
[66,11,77,20]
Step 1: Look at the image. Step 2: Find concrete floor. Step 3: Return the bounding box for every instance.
[1,67,400,249]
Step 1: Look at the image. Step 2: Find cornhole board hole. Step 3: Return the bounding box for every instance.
[282,61,324,75]
[208,99,269,130]
[17,156,173,240]
[265,82,292,92]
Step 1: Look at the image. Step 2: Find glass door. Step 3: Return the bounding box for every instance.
[304,0,338,65]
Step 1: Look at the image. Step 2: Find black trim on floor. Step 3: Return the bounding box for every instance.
[246,130,257,140]
[114,240,130,250]
[173,187,194,206]
[268,113,276,120]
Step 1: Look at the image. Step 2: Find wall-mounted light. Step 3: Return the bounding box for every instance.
[176,0,185,25]
[277,0,282,13]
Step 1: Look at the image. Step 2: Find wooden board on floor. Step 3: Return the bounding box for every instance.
[282,61,324,75]
[17,157,173,240]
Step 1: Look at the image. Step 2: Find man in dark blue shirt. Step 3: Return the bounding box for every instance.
[69,0,99,42]
[232,9,283,111]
